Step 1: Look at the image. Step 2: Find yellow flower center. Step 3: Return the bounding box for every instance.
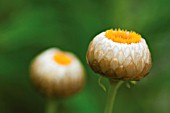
[53,53,72,65]
[105,29,141,44]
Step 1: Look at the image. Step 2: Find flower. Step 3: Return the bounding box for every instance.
[86,29,152,80]
[30,48,85,97]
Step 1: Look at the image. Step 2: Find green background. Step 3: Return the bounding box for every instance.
[0,0,170,113]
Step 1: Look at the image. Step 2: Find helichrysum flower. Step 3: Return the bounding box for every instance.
[30,48,85,97]
[86,29,152,80]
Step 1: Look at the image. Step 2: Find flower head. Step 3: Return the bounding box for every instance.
[30,48,85,97]
[86,29,152,80]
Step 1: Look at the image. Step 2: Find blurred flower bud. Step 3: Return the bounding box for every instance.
[86,29,152,80]
[30,48,85,97]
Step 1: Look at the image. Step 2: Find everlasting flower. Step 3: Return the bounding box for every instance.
[30,48,85,97]
[86,29,152,80]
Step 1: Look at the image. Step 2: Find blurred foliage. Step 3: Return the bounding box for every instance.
[0,0,170,113]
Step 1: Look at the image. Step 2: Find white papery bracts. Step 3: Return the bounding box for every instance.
[86,30,152,80]
[30,48,85,97]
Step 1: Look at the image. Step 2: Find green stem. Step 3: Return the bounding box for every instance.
[104,80,124,113]
[46,98,58,113]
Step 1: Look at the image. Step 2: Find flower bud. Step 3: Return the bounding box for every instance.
[86,29,152,80]
[30,48,85,97]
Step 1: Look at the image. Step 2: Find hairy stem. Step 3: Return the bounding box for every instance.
[104,80,124,113]
[46,98,58,113]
